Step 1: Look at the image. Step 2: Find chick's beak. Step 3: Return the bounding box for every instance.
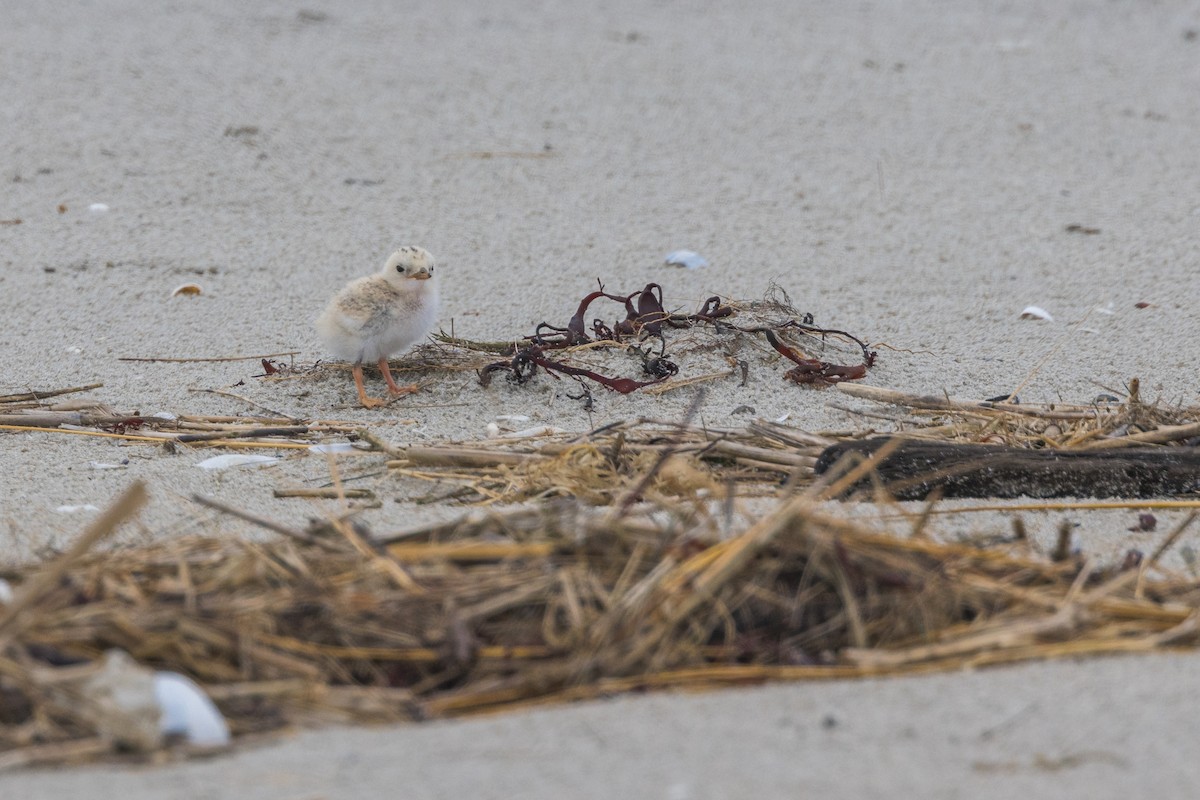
[409,268,432,280]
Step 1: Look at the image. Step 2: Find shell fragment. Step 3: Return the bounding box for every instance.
[664,250,709,269]
[195,454,280,470]
[1019,305,1053,321]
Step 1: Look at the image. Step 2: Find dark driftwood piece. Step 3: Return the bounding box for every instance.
[815,438,1200,499]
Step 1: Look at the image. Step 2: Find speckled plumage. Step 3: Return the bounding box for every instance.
[316,246,440,407]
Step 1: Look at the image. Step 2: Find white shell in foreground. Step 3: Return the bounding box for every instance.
[1019,305,1053,321]
[195,454,280,470]
[171,283,203,297]
[664,250,709,269]
[154,671,231,747]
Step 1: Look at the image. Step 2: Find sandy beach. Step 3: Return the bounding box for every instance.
[3,1,1200,796]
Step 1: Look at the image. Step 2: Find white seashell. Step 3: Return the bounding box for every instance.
[90,461,126,470]
[56,504,100,513]
[664,250,709,269]
[485,422,501,438]
[502,425,565,439]
[308,442,358,454]
[494,414,531,424]
[1019,305,1053,321]
[0,579,13,605]
[774,413,791,423]
[171,283,203,297]
[88,203,109,213]
[1095,302,1115,315]
[154,671,231,747]
[195,454,279,470]
[152,411,178,420]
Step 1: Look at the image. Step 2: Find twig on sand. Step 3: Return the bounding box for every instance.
[189,388,300,421]
[191,493,345,552]
[118,352,300,363]
[0,383,104,405]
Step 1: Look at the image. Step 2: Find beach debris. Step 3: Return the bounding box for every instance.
[1129,513,1158,532]
[1019,305,1054,321]
[195,454,280,470]
[153,672,231,748]
[6,465,1200,769]
[815,437,1200,499]
[171,283,203,298]
[151,411,178,420]
[480,280,873,397]
[0,579,12,605]
[77,650,163,752]
[485,422,501,438]
[87,203,109,213]
[751,326,872,385]
[55,504,100,513]
[495,414,531,424]
[1065,223,1100,235]
[664,249,709,269]
[90,461,127,470]
[1135,301,1152,309]
[308,442,358,454]
[501,425,565,439]
[61,650,229,753]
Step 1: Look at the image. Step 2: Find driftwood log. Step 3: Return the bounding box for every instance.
[815,437,1200,499]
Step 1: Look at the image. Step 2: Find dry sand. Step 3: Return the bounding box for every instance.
[2,0,1199,795]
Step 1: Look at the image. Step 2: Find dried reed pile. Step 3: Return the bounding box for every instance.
[2,465,1199,767]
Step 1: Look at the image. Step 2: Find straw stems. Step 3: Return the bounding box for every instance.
[0,482,147,643]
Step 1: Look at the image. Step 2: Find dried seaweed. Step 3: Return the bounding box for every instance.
[480,280,873,396]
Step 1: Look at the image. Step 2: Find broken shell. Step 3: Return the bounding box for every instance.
[195,454,279,470]
[664,250,709,269]
[1019,305,1053,321]
[308,442,358,454]
[56,504,100,513]
[88,202,109,213]
[171,283,203,297]
[154,671,231,747]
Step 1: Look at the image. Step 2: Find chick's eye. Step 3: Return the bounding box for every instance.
[396,265,405,273]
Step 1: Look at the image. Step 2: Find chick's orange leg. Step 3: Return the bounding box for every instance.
[378,358,419,396]
[353,364,388,409]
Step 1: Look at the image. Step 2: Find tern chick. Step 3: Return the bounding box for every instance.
[317,246,439,408]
